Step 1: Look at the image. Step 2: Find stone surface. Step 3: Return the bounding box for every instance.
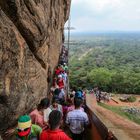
[0,0,71,137]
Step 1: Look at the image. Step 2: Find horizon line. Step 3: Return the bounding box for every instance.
[70,30,140,33]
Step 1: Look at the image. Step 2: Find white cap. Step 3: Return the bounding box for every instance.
[58,75,62,78]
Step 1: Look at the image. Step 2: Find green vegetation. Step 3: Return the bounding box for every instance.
[98,102,140,125]
[127,96,137,102]
[69,33,140,94]
[120,96,137,102]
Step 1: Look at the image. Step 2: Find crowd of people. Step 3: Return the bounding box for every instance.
[4,45,90,140]
[5,90,89,140]
[89,87,111,103]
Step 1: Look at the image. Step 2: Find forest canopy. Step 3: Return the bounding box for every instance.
[69,33,140,94]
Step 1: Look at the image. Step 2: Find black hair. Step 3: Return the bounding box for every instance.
[37,98,50,110]
[52,97,60,104]
[72,87,77,91]
[77,89,82,92]
[70,94,74,98]
[54,88,61,96]
[49,110,62,130]
[74,97,83,108]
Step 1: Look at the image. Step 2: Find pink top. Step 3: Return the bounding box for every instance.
[67,105,84,113]
[30,109,45,128]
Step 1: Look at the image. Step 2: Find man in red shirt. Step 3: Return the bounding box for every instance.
[40,110,71,140]
[55,65,61,75]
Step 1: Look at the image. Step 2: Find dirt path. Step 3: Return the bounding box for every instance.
[107,96,140,107]
[86,94,140,140]
[78,48,93,60]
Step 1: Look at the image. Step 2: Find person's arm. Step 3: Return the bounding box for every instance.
[43,109,52,124]
[32,124,42,136]
[60,105,63,116]
[84,113,89,126]
[29,111,36,124]
[4,128,16,138]
[65,113,70,125]
[43,110,47,123]
[5,128,15,137]
[65,114,71,133]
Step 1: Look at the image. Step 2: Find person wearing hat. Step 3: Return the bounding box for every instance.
[16,115,42,140]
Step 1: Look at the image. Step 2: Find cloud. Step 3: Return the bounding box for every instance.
[86,0,121,12]
[70,0,140,32]
[72,0,122,14]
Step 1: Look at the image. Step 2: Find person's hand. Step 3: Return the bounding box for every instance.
[43,122,49,130]
[4,128,15,137]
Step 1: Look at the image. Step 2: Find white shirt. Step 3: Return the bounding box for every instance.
[44,108,52,122]
[66,109,89,134]
[50,104,63,115]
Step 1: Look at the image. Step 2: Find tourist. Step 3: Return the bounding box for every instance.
[66,98,89,140]
[50,77,59,92]
[30,98,51,129]
[40,110,72,140]
[4,115,42,140]
[67,97,84,113]
[50,98,63,115]
[57,75,64,89]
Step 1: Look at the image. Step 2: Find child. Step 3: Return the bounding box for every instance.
[4,115,42,140]
[16,115,42,140]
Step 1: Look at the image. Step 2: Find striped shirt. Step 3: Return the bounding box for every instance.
[66,109,89,134]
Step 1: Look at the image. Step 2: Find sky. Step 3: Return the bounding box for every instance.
[67,0,140,33]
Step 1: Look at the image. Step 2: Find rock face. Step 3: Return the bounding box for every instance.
[0,0,71,136]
